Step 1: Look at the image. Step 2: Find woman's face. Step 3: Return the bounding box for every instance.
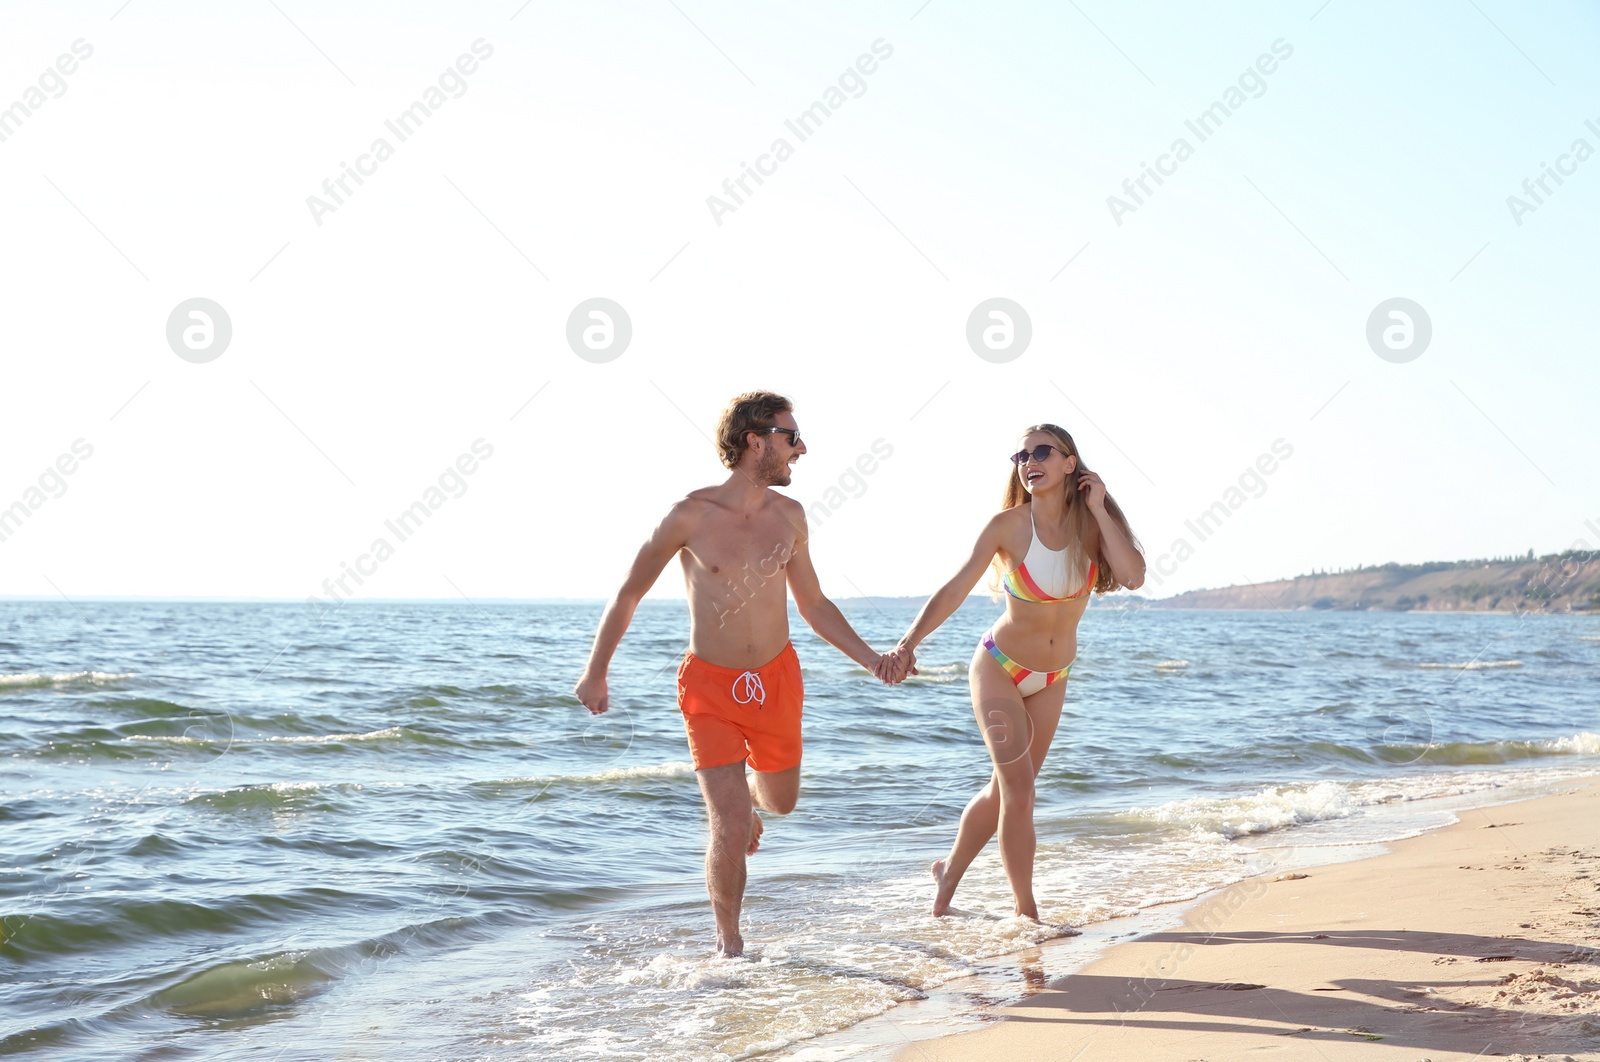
[1015,431,1077,495]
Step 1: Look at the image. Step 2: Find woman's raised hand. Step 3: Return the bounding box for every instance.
[1076,468,1108,513]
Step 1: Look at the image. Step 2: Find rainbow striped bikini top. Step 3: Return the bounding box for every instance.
[1002,509,1097,603]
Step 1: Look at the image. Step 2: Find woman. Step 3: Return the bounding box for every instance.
[883,424,1144,920]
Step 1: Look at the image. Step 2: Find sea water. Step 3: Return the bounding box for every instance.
[2,600,1597,1060]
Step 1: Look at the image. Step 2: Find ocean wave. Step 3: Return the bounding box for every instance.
[1132,780,1361,840]
[0,670,136,689]
[3,914,487,1051]
[1416,660,1522,670]
[1538,732,1600,756]
[146,949,340,1017]
[262,727,413,744]
[584,761,696,782]
[20,723,450,761]
[483,762,697,791]
[182,781,358,811]
[2,888,368,964]
[126,726,427,748]
[1371,733,1600,766]
[144,914,480,1018]
[1126,752,1597,842]
[113,697,204,718]
[901,663,965,685]
[1154,660,1189,671]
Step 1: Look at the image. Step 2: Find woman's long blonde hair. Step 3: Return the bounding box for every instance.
[994,423,1142,595]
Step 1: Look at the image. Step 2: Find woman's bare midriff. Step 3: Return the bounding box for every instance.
[988,596,1091,671]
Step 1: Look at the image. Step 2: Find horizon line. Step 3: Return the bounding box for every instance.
[0,593,1073,605]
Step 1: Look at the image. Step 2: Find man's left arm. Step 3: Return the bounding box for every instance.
[784,508,882,671]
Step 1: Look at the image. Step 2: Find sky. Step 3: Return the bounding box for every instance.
[1,0,1597,606]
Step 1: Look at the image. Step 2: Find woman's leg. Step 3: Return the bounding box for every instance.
[1011,682,1066,918]
[931,644,1011,915]
[933,645,1067,917]
[931,778,998,915]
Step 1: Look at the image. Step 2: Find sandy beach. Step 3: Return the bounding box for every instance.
[898,779,1600,1061]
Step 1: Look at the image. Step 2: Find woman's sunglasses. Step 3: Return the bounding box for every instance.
[1010,444,1067,465]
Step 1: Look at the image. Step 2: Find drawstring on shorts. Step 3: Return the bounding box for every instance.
[731,671,766,708]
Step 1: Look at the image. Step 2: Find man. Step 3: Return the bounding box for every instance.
[574,391,910,957]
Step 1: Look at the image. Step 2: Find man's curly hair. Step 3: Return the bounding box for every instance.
[715,391,793,469]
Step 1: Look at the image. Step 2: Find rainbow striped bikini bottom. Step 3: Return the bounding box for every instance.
[980,627,1073,698]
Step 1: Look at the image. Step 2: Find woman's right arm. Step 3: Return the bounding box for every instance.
[895,512,1009,656]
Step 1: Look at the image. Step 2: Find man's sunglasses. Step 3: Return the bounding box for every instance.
[1010,444,1067,465]
[757,427,802,447]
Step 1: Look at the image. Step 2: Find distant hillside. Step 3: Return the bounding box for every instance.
[1153,550,1600,613]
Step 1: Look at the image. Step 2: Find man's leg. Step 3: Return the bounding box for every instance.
[749,765,799,814]
[696,761,753,957]
[745,644,804,853]
[746,765,800,855]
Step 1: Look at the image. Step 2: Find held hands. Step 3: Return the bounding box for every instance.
[870,644,918,685]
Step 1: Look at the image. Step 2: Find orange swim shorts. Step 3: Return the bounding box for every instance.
[676,642,803,773]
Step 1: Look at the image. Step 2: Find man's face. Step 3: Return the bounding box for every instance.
[753,412,805,486]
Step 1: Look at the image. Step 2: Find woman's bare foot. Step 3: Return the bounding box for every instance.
[747,810,764,856]
[931,858,958,916]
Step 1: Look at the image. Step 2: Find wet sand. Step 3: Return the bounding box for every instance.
[897,779,1600,1061]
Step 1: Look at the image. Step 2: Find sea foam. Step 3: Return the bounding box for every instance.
[1133,779,1361,840]
[0,670,136,688]
[1416,660,1522,669]
[491,761,697,789]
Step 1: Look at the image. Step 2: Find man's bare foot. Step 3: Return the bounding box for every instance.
[747,810,764,856]
[716,932,744,958]
[931,858,958,916]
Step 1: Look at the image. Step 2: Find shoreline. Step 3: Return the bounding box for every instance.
[765,774,1590,1062]
[871,776,1600,1061]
